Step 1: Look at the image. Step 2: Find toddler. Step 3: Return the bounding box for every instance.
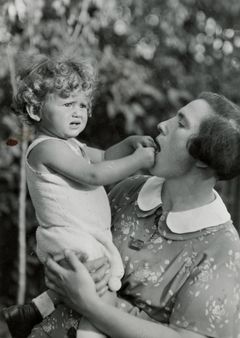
[7,53,155,338]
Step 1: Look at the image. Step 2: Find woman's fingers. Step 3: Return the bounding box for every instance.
[45,278,64,296]
[97,286,108,297]
[64,250,82,271]
[95,272,110,293]
[75,251,89,263]
[91,262,110,282]
[85,256,108,273]
[45,257,66,279]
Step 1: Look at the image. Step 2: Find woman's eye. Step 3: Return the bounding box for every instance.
[178,120,185,128]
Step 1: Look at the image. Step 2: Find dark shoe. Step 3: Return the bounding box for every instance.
[67,327,77,338]
[2,303,42,338]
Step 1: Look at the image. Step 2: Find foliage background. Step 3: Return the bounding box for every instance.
[1,0,240,336]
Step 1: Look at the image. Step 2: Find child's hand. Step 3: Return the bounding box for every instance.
[128,135,156,151]
[134,144,155,169]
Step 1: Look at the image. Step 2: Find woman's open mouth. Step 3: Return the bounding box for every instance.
[154,139,161,153]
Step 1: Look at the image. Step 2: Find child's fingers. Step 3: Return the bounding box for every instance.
[144,136,157,148]
[136,142,143,149]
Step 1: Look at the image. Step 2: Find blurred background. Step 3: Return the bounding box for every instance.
[1,0,240,336]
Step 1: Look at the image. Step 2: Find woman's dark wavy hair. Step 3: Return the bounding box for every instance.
[187,92,240,180]
[12,53,96,126]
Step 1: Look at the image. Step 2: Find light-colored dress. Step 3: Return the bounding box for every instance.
[26,136,124,287]
[28,175,240,338]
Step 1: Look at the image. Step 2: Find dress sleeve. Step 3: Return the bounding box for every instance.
[169,245,240,338]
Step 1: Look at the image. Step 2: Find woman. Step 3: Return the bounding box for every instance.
[41,92,240,338]
[7,92,240,338]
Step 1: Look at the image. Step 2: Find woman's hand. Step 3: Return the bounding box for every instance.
[86,257,111,296]
[45,250,107,313]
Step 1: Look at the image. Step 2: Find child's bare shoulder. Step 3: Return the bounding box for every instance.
[27,138,79,170]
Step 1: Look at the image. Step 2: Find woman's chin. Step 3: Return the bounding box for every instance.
[149,165,159,177]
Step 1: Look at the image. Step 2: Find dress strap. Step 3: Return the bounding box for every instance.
[25,136,59,158]
[26,136,89,161]
[67,138,89,161]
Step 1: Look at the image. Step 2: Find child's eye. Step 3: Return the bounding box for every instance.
[64,102,74,107]
[79,103,87,109]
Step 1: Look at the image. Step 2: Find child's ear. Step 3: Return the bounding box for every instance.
[26,105,41,122]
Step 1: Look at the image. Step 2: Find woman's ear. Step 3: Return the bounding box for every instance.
[195,160,208,169]
[26,105,41,122]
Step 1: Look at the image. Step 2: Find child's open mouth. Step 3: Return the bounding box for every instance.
[70,122,81,127]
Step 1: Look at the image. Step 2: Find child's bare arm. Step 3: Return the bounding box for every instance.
[85,136,156,163]
[34,139,155,186]
[84,146,105,163]
[104,135,156,160]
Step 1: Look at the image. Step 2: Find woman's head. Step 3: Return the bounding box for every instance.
[12,54,96,128]
[152,98,214,179]
[152,92,240,181]
[188,92,240,180]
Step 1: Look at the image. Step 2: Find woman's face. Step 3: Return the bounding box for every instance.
[150,99,213,178]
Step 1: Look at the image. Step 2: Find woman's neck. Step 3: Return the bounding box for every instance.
[161,174,216,212]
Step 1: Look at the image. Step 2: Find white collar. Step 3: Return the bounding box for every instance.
[137,176,231,234]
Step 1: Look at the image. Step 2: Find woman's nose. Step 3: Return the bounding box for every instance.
[157,121,167,135]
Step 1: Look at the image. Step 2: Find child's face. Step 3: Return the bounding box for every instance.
[39,89,89,139]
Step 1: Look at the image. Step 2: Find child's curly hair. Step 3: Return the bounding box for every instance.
[12,53,96,126]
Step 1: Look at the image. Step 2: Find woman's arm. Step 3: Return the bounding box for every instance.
[45,251,207,338]
[83,299,206,338]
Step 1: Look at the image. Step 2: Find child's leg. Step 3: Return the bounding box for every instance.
[77,290,116,338]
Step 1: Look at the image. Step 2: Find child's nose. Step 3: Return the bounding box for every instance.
[72,109,81,117]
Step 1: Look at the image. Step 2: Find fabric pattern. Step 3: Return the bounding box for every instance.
[109,175,240,338]
[28,175,240,338]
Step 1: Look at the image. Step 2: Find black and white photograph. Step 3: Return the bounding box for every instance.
[0,1,240,337]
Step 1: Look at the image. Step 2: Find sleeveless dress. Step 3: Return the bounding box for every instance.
[25,136,124,281]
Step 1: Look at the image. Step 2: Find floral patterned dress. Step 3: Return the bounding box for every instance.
[29,175,240,338]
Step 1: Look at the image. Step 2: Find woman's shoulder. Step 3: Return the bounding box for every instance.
[108,175,150,206]
[210,221,240,250]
